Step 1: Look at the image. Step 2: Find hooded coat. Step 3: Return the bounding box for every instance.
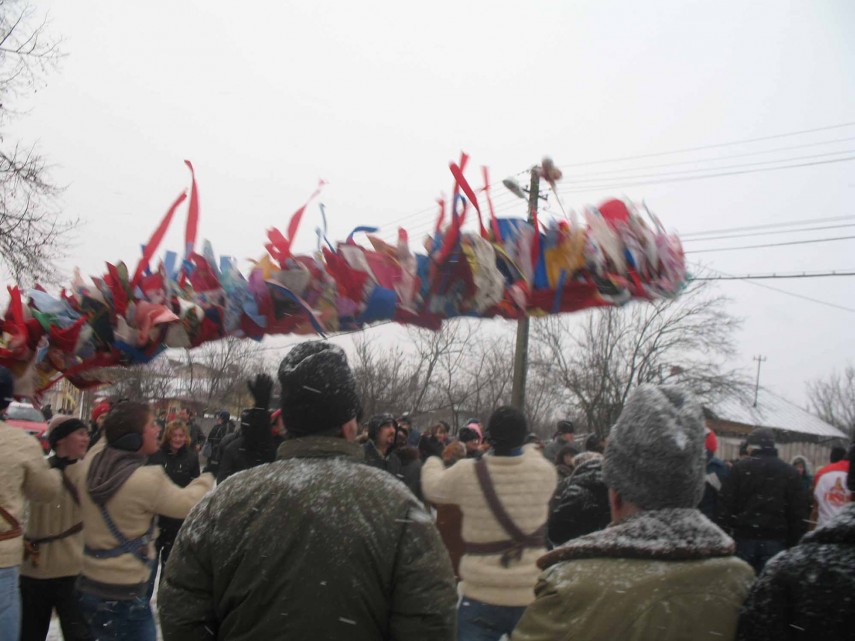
[159,436,457,641]
[512,509,755,641]
[737,502,855,641]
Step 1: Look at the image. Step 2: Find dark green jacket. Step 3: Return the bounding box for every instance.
[159,436,457,641]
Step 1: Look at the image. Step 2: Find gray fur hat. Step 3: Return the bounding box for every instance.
[603,385,706,510]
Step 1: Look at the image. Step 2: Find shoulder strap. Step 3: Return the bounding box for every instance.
[84,504,153,564]
[62,473,80,505]
[0,505,22,542]
[474,457,529,542]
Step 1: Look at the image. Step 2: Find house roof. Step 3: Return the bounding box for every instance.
[710,387,847,440]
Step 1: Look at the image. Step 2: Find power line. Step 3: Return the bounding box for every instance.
[554,155,855,194]
[685,234,855,254]
[680,215,855,238]
[561,149,855,185]
[682,223,855,243]
[691,270,855,280]
[691,264,855,314]
[556,136,855,179]
[557,121,855,168]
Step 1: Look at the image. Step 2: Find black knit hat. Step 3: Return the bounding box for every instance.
[47,415,87,450]
[278,341,362,437]
[556,419,575,435]
[486,406,528,452]
[747,427,776,451]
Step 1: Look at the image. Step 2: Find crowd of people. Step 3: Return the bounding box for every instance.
[1,343,853,640]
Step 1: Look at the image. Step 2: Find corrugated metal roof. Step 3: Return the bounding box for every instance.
[711,387,847,440]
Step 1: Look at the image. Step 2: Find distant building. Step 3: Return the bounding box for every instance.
[706,387,848,469]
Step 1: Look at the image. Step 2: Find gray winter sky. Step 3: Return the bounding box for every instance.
[8,0,854,408]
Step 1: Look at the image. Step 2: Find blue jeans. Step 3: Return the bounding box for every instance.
[77,591,155,641]
[0,566,21,641]
[458,597,526,641]
[735,538,786,575]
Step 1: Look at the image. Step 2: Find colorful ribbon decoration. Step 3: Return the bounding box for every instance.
[0,156,686,398]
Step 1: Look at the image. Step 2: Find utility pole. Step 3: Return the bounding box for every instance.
[752,354,767,407]
[510,166,541,411]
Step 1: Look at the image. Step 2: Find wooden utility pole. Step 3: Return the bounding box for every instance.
[510,167,541,411]
[752,354,767,407]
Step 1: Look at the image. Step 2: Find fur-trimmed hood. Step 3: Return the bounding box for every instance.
[539,507,735,570]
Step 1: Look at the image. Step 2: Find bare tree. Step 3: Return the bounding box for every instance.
[105,354,174,402]
[530,281,749,434]
[0,1,74,283]
[807,364,855,439]
[182,338,269,411]
[350,320,558,436]
[350,333,415,420]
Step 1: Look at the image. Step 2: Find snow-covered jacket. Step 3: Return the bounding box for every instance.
[512,509,755,641]
[159,436,457,641]
[0,421,61,569]
[421,446,558,606]
[737,501,855,641]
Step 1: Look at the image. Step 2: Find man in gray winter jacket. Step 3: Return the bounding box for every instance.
[159,341,457,640]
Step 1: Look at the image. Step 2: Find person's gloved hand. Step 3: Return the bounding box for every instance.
[247,373,273,410]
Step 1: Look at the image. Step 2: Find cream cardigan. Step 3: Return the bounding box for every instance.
[422,447,557,606]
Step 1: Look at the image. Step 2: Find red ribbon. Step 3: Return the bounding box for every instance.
[482,167,502,243]
[184,160,200,257]
[267,179,327,267]
[449,161,487,239]
[131,191,188,289]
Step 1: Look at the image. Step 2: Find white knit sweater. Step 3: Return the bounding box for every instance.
[421,447,557,606]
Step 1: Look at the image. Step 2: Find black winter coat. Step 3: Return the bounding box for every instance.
[394,446,423,501]
[737,502,855,641]
[363,440,403,478]
[718,449,809,546]
[216,409,276,484]
[159,436,457,640]
[147,444,201,538]
[547,456,611,547]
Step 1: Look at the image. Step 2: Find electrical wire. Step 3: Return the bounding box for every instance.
[557,121,855,168]
[561,149,855,185]
[680,215,855,238]
[685,235,855,254]
[553,136,855,179]
[554,155,855,194]
[691,270,855,280]
[682,223,855,243]
[691,264,855,314]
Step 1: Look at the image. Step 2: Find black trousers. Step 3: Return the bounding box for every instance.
[20,574,92,641]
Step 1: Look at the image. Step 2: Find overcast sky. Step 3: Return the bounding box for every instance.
[8,0,854,408]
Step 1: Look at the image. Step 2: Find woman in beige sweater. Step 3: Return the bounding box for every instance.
[21,415,92,641]
[74,401,213,641]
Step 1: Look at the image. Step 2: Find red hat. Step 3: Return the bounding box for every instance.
[704,428,718,454]
[92,401,111,423]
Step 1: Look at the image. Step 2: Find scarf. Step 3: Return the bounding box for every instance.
[86,446,146,505]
